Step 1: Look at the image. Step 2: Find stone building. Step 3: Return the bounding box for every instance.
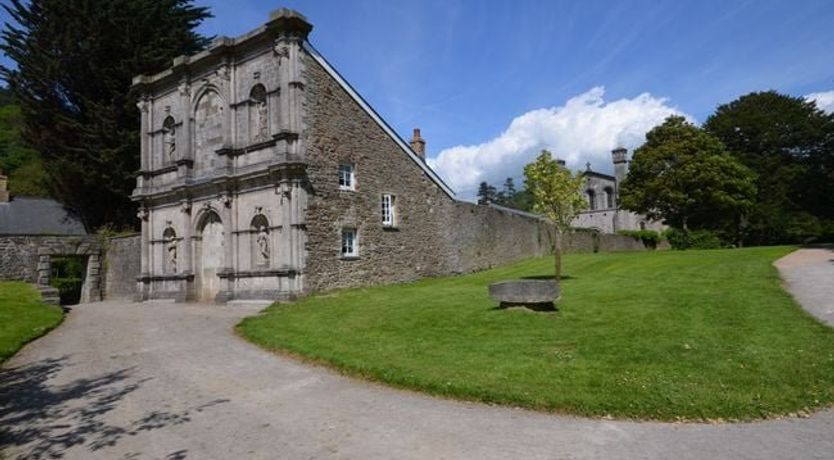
[0,170,103,304]
[131,9,558,304]
[572,148,664,233]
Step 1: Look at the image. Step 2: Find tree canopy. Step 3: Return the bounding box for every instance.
[0,87,48,196]
[0,0,212,231]
[703,91,834,244]
[619,116,757,243]
[524,150,587,282]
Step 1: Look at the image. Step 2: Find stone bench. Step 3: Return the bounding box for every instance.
[488,280,559,310]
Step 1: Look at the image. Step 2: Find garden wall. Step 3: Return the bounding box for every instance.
[102,233,141,300]
[444,203,651,274]
[0,236,42,282]
[444,202,555,274]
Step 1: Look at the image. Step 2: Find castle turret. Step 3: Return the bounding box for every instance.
[410,128,426,161]
[612,147,628,185]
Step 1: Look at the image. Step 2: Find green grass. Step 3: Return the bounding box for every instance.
[0,282,64,363]
[238,247,834,421]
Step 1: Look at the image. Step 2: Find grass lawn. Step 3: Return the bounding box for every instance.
[0,282,64,363]
[238,246,834,421]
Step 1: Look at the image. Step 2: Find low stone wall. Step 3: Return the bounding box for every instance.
[444,203,652,274]
[103,233,141,300]
[0,236,41,282]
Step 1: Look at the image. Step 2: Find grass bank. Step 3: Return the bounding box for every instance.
[239,247,834,421]
[0,282,64,363]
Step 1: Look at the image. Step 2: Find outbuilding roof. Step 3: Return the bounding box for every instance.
[0,197,87,235]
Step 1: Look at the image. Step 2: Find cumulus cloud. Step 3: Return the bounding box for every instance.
[806,90,834,113]
[427,86,689,198]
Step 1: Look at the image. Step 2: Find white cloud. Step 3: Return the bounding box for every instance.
[806,90,834,113]
[427,86,690,198]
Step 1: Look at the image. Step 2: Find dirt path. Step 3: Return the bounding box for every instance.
[1,250,833,459]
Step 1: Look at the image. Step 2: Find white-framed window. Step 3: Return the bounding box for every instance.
[339,163,355,190]
[381,194,396,227]
[341,228,358,257]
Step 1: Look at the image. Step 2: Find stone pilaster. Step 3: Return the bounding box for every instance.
[79,254,102,303]
[177,81,194,179]
[36,253,50,286]
[180,200,194,302]
[136,206,150,301]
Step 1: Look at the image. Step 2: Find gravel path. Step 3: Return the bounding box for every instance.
[774,246,834,327]
[2,249,833,459]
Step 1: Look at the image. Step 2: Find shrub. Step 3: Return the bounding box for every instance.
[663,228,723,250]
[617,230,661,249]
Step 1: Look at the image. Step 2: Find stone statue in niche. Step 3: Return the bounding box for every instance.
[166,234,178,273]
[256,98,269,141]
[256,226,270,266]
[163,117,176,162]
[250,85,269,143]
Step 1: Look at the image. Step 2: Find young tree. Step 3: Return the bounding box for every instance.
[703,91,834,244]
[619,116,757,244]
[523,150,587,284]
[1,0,212,231]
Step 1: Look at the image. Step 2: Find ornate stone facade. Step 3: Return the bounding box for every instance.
[132,10,311,302]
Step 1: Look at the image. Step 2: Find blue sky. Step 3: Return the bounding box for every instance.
[3,0,834,196]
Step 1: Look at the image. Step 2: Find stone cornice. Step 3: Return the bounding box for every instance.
[132,9,312,93]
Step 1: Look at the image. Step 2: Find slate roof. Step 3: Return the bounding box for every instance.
[0,197,87,235]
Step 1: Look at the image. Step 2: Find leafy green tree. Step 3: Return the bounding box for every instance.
[1,0,212,230]
[620,116,757,245]
[523,150,587,284]
[704,91,834,244]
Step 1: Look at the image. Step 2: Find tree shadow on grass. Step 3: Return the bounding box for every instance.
[0,356,228,459]
[520,275,574,281]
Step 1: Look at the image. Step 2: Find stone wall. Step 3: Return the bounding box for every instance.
[0,235,102,302]
[302,52,456,292]
[444,203,555,273]
[0,236,41,282]
[103,234,141,300]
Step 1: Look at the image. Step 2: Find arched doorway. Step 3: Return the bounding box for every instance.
[196,211,224,302]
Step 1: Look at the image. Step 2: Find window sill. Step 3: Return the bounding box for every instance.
[382,225,399,231]
[338,187,356,192]
[340,255,360,261]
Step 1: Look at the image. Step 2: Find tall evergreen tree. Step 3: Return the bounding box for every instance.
[1,0,212,230]
[502,177,517,200]
[476,181,497,205]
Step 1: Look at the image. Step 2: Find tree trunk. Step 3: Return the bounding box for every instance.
[554,228,563,287]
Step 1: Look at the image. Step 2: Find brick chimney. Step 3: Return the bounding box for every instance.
[0,170,9,203]
[410,128,426,160]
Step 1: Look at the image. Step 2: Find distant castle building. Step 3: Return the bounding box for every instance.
[572,148,664,233]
